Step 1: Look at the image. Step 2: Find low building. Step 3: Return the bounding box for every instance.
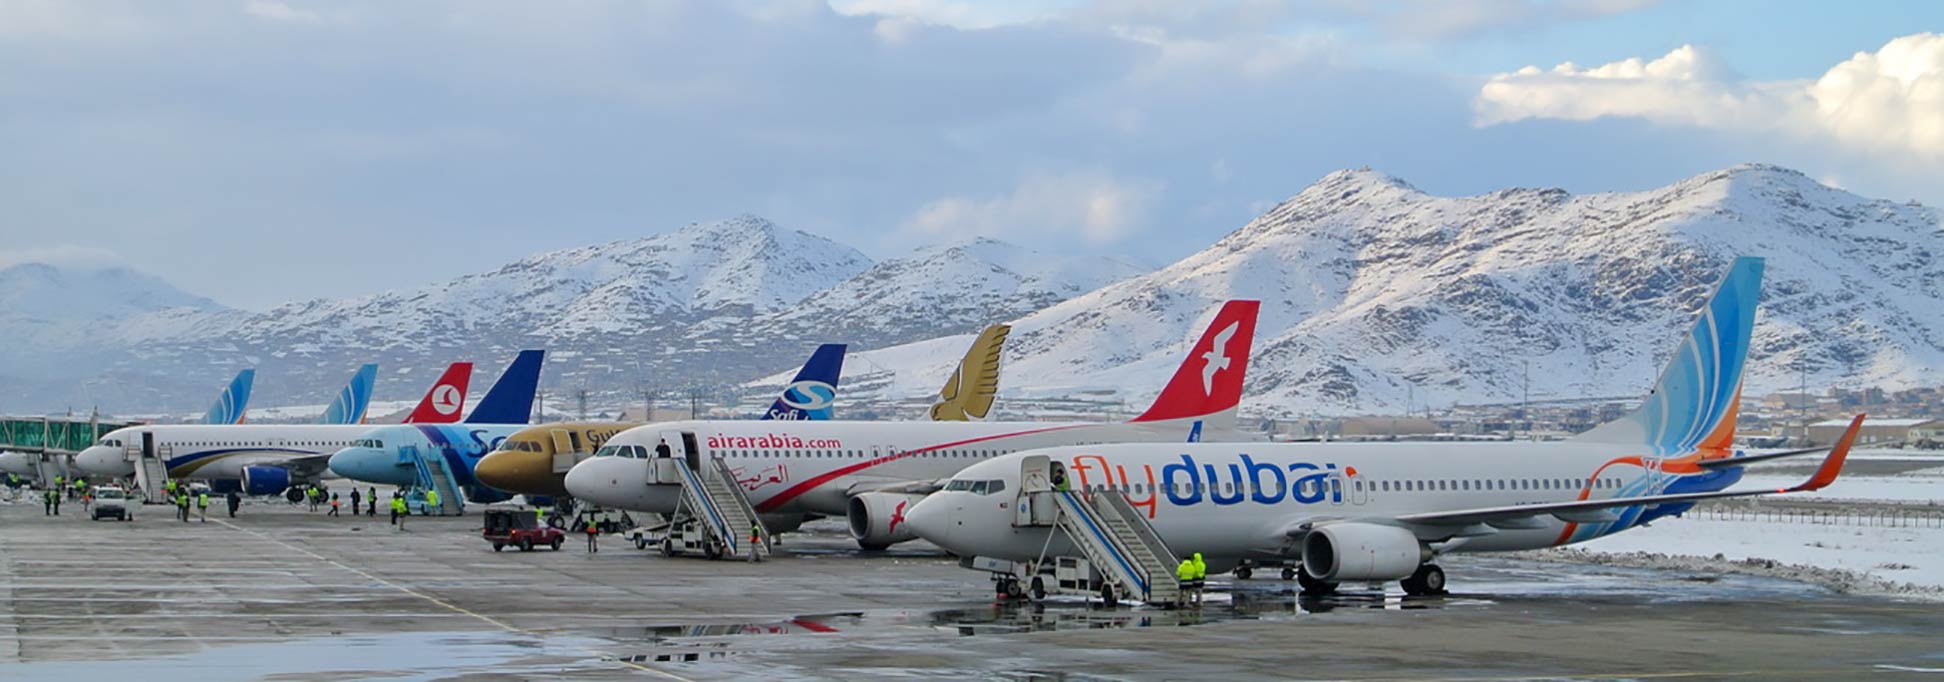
[1804,417,1941,447]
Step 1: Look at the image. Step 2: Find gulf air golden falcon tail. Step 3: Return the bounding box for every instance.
[930,324,1010,422]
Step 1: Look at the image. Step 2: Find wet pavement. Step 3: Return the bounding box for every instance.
[3,496,1942,680]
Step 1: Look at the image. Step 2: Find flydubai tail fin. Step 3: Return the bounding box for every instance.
[201,369,255,425]
[1574,257,1764,455]
[465,350,545,424]
[765,344,846,420]
[930,324,1010,421]
[403,362,474,424]
[320,363,379,425]
[1130,299,1260,430]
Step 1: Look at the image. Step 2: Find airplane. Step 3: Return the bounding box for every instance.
[329,345,847,499]
[202,369,256,424]
[471,342,855,499]
[906,257,1865,598]
[71,352,541,493]
[322,363,380,425]
[564,301,1260,550]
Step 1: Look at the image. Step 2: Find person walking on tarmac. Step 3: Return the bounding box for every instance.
[1189,552,1207,606]
[748,522,764,563]
[327,493,341,517]
[349,488,361,517]
[195,490,209,522]
[366,487,377,517]
[226,490,241,517]
[424,487,440,515]
[44,487,58,516]
[177,490,191,522]
[390,493,406,528]
[585,521,599,553]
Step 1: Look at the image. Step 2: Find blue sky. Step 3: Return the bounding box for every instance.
[2,0,1939,310]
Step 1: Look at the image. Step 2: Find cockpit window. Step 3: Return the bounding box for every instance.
[945,479,1005,495]
[984,480,1005,495]
[945,479,972,492]
[593,445,621,458]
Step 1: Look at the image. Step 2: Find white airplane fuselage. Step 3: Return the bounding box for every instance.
[564,417,1234,518]
[907,441,1743,563]
[74,425,375,480]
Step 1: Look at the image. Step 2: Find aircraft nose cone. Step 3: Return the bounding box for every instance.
[474,451,536,494]
[563,459,622,506]
[903,495,949,545]
[328,448,409,485]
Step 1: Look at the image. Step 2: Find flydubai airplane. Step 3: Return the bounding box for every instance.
[0,369,263,478]
[72,352,541,491]
[908,257,1865,597]
[565,301,1261,550]
[332,344,850,502]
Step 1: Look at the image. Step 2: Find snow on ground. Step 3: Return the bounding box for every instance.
[1741,471,1944,504]
[1554,515,1944,600]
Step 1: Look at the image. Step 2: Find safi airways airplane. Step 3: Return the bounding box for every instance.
[908,257,1864,596]
[565,300,1262,550]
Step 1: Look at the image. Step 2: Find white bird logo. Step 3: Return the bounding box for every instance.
[431,384,462,415]
[1200,321,1239,395]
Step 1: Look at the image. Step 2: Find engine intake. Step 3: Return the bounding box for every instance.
[241,465,291,496]
[846,492,927,550]
[1302,522,1429,582]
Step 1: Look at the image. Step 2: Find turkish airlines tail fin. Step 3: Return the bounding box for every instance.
[764,344,847,420]
[1130,300,1260,431]
[465,350,545,424]
[320,363,379,425]
[1574,257,1764,456]
[201,369,255,425]
[403,362,474,424]
[931,324,1010,422]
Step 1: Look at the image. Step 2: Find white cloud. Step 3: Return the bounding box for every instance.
[829,0,1058,30]
[241,0,326,24]
[1476,32,1944,158]
[904,171,1159,245]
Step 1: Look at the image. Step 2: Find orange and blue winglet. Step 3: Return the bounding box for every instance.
[1792,413,1862,492]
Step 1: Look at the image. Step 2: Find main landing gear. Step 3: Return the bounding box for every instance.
[1401,563,1447,597]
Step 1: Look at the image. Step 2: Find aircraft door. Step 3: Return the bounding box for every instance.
[1016,454,1054,527]
[1350,474,1368,505]
[568,430,585,454]
[141,431,155,461]
[549,429,573,454]
[681,432,701,468]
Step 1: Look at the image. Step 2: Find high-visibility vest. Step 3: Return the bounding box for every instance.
[426,490,439,505]
[391,498,406,512]
[197,493,209,508]
[1177,560,1196,581]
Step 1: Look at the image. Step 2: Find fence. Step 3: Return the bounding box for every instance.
[1694,505,1944,529]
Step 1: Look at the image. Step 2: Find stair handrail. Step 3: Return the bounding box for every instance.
[710,457,769,551]
[675,462,737,554]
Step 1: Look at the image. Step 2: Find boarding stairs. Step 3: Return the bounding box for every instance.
[1049,488,1180,604]
[670,457,769,561]
[404,446,464,516]
[126,445,173,504]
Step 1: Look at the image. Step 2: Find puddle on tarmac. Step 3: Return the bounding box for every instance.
[0,631,612,681]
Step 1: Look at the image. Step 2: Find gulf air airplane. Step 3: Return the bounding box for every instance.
[565,302,1261,550]
[71,352,541,492]
[331,345,848,500]
[908,257,1864,597]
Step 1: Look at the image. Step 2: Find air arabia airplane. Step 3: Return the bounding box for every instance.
[565,301,1261,550]
[908,257,1865,598]
[333,345,849,501]
[72,352,540,491]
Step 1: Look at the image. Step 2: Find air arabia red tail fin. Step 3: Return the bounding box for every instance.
[403,362,473,424]
[1130,300,1259,429]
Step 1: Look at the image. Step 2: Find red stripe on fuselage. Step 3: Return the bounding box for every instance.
[751,425,1092,513]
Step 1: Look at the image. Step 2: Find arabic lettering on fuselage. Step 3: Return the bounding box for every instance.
[1064,453,1345,518]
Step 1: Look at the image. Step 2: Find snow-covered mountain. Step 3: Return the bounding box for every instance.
[819,164,1944,417]
[0,264,237,410]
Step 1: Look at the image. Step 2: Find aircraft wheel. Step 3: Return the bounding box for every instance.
[1281,566,1297,581]
[1403,564,1447,596]
[1030,577,1046,601]
[704,542,721,560]
[1297,569,1337,596]
[1234,566,1253,580]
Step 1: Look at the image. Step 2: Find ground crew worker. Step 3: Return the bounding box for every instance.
[424,487,440,514]
[177,491,191,522]
[1051,466,1070,492]
[349,488,361,517]
[366,487,377,516]
[1190,552,1207,605]
[44,487,58,516]
[54,475,64,497]
[73,477,87,501]
[1176,558,1197,608]
[585,521,599,553]
[307,486,321,512]
[328,493,341,517]
[227,490,241,517]
[748,522,763,562]
[164,478,176,498]
[655,439,672,458]
[535,507,546,528]
[197,490,210,522]
[390,494,406,528]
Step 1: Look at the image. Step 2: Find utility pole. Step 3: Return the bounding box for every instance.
[1521,360,1530,441]
[1800,355,1809,446]
[575,388,589,422]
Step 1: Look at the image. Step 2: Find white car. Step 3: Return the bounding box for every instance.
[92,486,131,521]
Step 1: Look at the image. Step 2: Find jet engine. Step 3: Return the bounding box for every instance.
[846,492,927,550]
[1301,522,1429,582]
[241,465,291,496]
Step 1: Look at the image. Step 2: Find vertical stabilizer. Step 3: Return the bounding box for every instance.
[465,350,545,424]
[321,363,380,425]
[930,324,1010,421]
[403,362,474,424]
[765,344,846,420]
[202,369,255,425]
[1130,300,1260,429]
[1574,257,1765,455]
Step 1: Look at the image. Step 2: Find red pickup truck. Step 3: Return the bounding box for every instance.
[482,508,565,552]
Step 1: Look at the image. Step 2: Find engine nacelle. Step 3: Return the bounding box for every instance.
[241,466,290,496]
[1302,522,1429,582]
[846,492,927,549]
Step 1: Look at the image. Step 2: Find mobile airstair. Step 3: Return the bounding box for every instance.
[125,444,173,504]
[986,454,1180,605]
[403,445,464,516]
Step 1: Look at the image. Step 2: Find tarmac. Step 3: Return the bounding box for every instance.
[3,493,1943,680]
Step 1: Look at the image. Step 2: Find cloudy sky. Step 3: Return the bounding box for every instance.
[3,0,1939,309]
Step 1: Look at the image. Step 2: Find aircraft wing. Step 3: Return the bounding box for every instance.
[1395,415,1860,528]
[259,454,336,482]
[846,478,948,497]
